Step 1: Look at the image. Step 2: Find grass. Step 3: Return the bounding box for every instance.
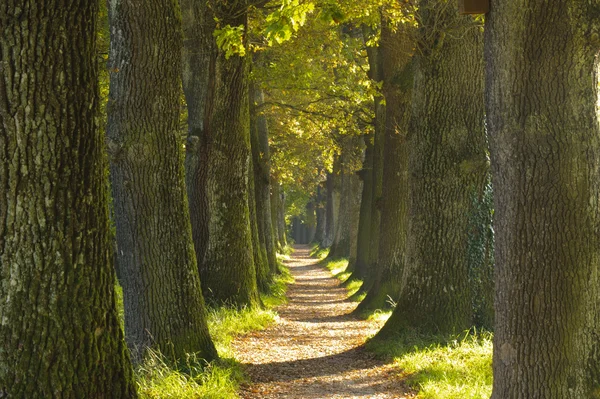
[116,261,293,399]
[367,330,493,399]
[311,245,364,301]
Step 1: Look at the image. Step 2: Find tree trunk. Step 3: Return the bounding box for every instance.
[327,137,363,261]
[378,1,488,336]
[181,0,214,279]
[350,135,374,281]
[486,2,600,397]
[277,187,287,248]
[0,1,137,395]
[357,21,414,312]
[107,0,217,362]
[248,135,270,292]
[250,85,278,275]
[322,172,336,248]
[201,3,259,306]
[270,177,281,250]
[313,184,327,244]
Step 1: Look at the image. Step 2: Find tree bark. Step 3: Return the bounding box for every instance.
[201,2,259,306]
[248,136,270,292]
[486,2,600,397]
[378,1,488,336]
[250,85,278,274]
[313,184,327,244]
[0,1,137,395]
[322,172,336,248]
[350,134,374,281]
[181,0,214,279]
[107,0,217,362]
[327,137,363,261]
[357,21,413,312]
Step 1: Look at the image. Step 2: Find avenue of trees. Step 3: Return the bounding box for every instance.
[1,0,599,398]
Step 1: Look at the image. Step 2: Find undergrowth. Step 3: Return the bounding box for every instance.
[367,330,493,399]
[116,261,293,399]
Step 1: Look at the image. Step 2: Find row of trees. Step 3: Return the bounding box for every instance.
[1,0,599,398]
[285,1,600,398]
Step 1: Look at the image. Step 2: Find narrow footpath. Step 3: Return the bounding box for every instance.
[233,245,412,399]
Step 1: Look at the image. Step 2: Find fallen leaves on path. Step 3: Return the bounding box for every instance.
[233,245,415,399]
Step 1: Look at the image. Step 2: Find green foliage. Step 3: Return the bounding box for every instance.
[264,0,316,45]
[214,24,246,58]
[367,331,493,399]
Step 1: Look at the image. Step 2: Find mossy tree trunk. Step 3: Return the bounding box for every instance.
[322,172,336,248]
[377,1,488,336]
[357,21,414,312]
[327,137,363,261]
[201,1,259,306]
[107,0,217,362]
[486,1,600,397]
[181,0,214,278]
[248,133,270,292]
[313,184,327,245]
[350,135,374,280]
[250,85,278,274]
[0,1,137,395]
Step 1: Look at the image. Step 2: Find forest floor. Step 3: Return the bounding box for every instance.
[232,245,414,399]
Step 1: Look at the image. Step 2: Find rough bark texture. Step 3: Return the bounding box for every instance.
[250,85,278,275]
[322,172,336,248]
[378,1,488,336]
[0,1,137,395]
[181,0,214,278]
[107,0,217,362]
[248,137,270,292]
[327,137,363,261]
[486,2,600,397]
[201,3,259,306]
[350,135,374,281]
[270,177,281,250]
[313,184,327,245]
[357,22,413,312]
[363,25,386,289]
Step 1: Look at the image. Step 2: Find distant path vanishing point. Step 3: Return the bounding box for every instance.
[233,245,413,399]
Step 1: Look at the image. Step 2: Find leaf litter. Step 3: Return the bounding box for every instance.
[233,245,415,399]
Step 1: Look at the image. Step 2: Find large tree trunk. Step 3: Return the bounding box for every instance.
[378,1,488,337]
[486,2,600,397]
[322,172,336,248]
[250,85,278,275]
[248,139,270,292]
[107,0,217,362]
[181,0,214,278]
[0,1,137,395]
[357,21,413,312]
[350,135,374,280]
[313,184,327,244]
[327,137,363,260]
[201,3,259,306]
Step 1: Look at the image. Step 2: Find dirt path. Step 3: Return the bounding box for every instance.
[233,245,412,399]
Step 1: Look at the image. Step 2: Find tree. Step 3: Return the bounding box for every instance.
[0,1,137,396]
[356,18,414,312]
[377,0,488,337]
[200,0,260,307]
[181,0,215,280]
[107,0,217,362]
[485,1,600,397]
[250,84,279,275]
